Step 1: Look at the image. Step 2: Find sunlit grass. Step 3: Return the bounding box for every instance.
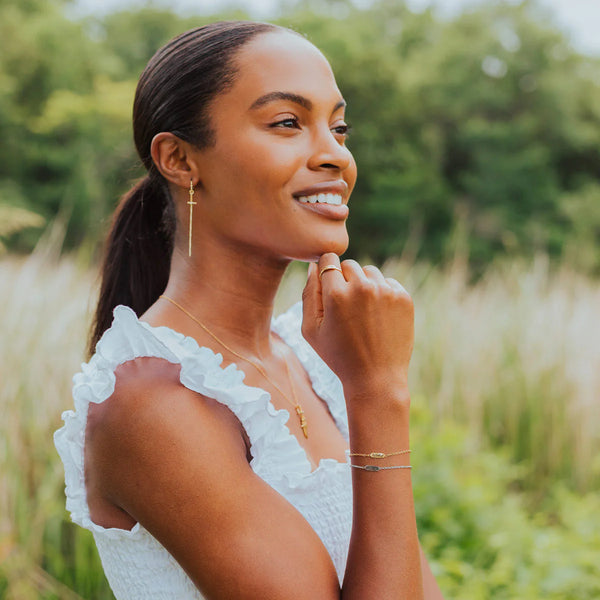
[385,254,600,494]
[0,247,109,599]
[0,246,598,597]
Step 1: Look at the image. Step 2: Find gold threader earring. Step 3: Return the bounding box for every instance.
[187,178,196,257]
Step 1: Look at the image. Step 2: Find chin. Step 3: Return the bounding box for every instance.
[282,228,349,262]
[311,232,349,259]
[325,240,349,256]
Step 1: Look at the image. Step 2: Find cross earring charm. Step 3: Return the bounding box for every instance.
[188,179,197,257]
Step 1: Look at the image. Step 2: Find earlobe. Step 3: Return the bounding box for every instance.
[150,132,200,188]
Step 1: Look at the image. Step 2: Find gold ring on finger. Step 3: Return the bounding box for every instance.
[319,265,343,280]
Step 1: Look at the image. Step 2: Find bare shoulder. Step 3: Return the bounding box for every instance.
[86,356,249,500]
[85,355,339,598]
[87,356,246,445]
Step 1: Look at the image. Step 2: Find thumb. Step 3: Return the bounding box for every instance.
[301,262,323,332]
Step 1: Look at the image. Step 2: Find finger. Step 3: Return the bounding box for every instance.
[302,261,323,328]
[384,277,409,295]
[317,252,344,286]
[340,259,369,283]
[318,253,344,278]
[362,264,388,285]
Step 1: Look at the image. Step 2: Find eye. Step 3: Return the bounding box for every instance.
[271,117,300,129]
[332,123,352,138]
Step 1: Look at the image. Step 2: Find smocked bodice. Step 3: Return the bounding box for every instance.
[54,300,353,599]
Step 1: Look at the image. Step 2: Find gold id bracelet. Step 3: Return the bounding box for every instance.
[348,449,411,459]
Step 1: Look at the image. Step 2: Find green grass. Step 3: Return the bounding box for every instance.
[1,247,598,598]
[388,254,600,494]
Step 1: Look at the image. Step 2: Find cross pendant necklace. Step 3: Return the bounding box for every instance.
[295,405,308,439]
[159,295,309,438]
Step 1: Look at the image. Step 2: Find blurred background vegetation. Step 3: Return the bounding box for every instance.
[2,0,600,271]
[0,0,598,598]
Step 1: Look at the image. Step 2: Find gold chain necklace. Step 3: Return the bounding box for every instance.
[159,295,309,439]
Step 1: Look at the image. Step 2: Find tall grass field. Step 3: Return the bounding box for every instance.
[1,247,599,599]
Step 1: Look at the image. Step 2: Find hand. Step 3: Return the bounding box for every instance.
[301,253,414,397]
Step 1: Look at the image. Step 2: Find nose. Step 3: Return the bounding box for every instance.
[307,125,353,172]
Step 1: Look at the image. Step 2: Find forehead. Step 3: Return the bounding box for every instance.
[217,30,341,113]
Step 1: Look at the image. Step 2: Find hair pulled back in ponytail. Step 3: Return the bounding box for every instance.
[89,20,281,357]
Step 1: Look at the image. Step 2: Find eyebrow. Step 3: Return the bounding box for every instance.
[248,91,346,113]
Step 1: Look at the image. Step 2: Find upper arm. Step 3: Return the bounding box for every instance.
[87,357,340,600]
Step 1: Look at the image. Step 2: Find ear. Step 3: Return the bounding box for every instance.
[150,132,201,188]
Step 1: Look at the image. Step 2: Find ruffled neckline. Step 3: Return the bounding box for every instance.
[135,300,350,476]
[55,299,350,538]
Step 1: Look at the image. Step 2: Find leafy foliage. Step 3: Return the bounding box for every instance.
[282,0,600,269]
[412,404,600,599]
[1,0,599,271]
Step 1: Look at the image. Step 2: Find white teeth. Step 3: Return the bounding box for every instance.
[297,193,342,205]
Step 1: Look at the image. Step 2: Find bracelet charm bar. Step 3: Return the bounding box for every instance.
[347,449,412,459]
[350,464,412,471]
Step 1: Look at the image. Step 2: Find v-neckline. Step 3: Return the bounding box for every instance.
[137,306,348,475]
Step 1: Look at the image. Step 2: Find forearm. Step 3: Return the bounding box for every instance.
[341,382,423,600]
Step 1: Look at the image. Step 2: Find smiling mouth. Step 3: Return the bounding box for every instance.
[295,193,343,205]
[293,194,349,220]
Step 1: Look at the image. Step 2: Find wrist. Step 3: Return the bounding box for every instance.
[344,381,411,430]
[342,376,411,406]
[346,400,411,454]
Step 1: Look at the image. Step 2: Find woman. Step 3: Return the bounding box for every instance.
[55,20,444,599]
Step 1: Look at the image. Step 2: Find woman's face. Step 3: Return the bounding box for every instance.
[191,30,357,262]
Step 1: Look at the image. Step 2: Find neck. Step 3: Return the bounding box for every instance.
[160,238,292,362]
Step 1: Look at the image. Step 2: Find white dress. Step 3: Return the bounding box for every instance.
[54,300,353,599]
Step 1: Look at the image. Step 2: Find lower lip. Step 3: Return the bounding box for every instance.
[294,199,349,220]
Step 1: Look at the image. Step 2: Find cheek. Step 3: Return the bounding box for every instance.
[347,156,358,192]
[218,130,305,188]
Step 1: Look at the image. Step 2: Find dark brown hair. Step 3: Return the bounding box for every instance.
[88,21,281,357]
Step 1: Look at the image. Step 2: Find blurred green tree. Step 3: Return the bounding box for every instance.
[0,0,110,249]
[1,0,599,271]
[282,0,600,269]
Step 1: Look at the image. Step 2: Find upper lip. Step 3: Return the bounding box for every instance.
[292,181,349,202]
